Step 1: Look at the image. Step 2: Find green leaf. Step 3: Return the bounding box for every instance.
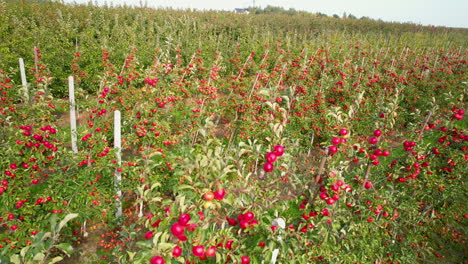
[33,252,45,261]
[157,242,174,251]
[136,240,153,249]
[10,255,21,264]
[216,251,222,263]
[56,243,73,257]
[31,231,52,249]
[58,213,79,232]
[48,256,63,264]
[127,251,136,261]
[50,214,58,233]
[20,246,29,258]
[177,184,195,191]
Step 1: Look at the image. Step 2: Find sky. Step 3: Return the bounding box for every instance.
[66,0,468,28]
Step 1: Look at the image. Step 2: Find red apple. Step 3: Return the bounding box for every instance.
[213,188,226,200]
[150,256,165,264]
[339,128,349,136]
[266,152,277,163]
[172,245,182,257]
[192,245,205,257]
[273,145,285,156]
[263,162,274,172]
[171,223,185,237]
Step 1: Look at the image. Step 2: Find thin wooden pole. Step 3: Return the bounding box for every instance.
[271,218,285,264]
[19,58,28,101]
[68,76,78,154]
[114,110,122,217]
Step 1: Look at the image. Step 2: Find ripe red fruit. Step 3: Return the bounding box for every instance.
[373,129,382,137]
[145,231,153,240]
[177,235,187,242]
[225,240,234,249]
[331,137,341,146]
[368,137,378,144]
[178,213,191,226]
[374,149,382,156]
[239,219,249,229]
[364,181,373,189]
[171,223,185,237]
[453,113,463,120]
[331,194,340,201]
[205,246,216,257]
[263,162,274,172]
[150,256,165,264]
[339,128,349,136]
[328,145,338,155]
[241,256,250,264]
[243,211,255,221]
[266,152,277,163]
[330,185,339,192]
[172,245,182,257]
[203,191,214,201]
[192,245,205,257]
[319,192,328,200]
[213,188,226,200]
[226,217,238,226]
[273,145,285,156]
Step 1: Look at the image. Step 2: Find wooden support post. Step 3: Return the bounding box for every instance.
[114,110,122,217]
[68,76,78,154]
[19,58,28,101]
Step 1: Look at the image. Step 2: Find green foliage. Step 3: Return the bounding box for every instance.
[0,1,466,263]
[9,213,78,264]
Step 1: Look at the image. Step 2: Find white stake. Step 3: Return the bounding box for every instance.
[19,58,28,101]
[68,76,78,154]
[138,201,143,218]
[271,249,279,264]
[271,218,285,264]
[114,110,122,217]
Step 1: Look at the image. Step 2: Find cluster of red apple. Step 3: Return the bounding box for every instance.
[328,128,348,155]
[226,211,258,230]
[203,188,226,201]
[318,179,353,205]
[263,145,285,172]
[168,213,197,242]
[451,107,465,120]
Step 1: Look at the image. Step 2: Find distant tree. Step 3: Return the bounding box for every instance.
[348,14,357,19]
[286,8,297,15]
[333,14,340,18]
[249,5,299,15]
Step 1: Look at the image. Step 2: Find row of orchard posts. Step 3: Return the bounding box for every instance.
[19,58,122,218]
[20,58,286,263]
[68,75,123,218]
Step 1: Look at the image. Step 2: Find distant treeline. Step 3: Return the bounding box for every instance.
[248,5,358,19]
